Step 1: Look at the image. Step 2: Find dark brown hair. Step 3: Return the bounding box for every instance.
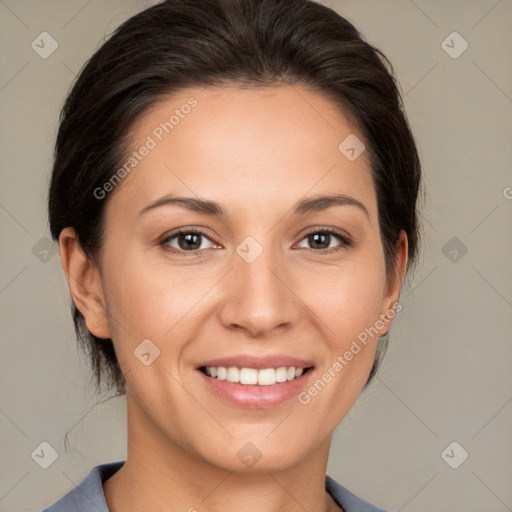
[48,0,423,396]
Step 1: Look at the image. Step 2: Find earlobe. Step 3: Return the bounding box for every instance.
[58,227,111,339]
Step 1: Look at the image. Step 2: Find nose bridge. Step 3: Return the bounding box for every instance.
[218,235,299,336]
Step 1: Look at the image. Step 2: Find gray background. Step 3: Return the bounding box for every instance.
[1,1,511,511]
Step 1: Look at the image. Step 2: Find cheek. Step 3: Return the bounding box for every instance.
[100,255,197,403]
[295,257,386,427]
[102,259,196,341]
[307,252,387,346]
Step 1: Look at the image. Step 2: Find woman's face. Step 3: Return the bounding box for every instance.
[79,85,406,471]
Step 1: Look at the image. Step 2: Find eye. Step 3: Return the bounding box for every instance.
[297,228,352,253]
[160,229,219,253]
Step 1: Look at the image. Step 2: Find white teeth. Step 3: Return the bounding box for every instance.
[258,368,276,385]
[204,365,307,385]
[239,368,258,385]
[275,367,288,382]
[227,367,240,383]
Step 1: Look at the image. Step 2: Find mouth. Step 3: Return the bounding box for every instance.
[195,356,315,408]
[199,365,314,386]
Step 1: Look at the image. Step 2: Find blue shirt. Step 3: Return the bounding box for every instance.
[41,460,389,512]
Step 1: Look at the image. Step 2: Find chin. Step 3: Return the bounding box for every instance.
[193,433,317,474]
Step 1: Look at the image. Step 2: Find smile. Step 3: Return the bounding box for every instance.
[200,366,312,386]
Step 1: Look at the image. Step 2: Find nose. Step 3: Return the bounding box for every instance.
[218,241,301,338]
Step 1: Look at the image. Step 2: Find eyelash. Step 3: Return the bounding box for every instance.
[159,227,353,255]
[299,228,353,253]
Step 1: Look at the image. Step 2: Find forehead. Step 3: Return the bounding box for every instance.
[108,84,377,222]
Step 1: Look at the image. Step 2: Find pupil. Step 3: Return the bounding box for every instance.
[179,233,201,250]
[309,233,329,249]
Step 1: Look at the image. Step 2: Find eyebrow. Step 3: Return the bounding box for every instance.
[138,193,370,219]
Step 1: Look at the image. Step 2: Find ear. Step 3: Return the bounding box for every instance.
[58,227,111,339]
[380,229,408,331]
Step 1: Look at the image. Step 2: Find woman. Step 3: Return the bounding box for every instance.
[43,0,422,510]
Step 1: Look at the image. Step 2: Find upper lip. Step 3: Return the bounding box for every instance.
[198,354,314,370]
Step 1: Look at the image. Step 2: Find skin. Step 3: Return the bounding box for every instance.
[59,84,407,512]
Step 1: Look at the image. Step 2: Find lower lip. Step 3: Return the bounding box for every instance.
[197,369,314,408]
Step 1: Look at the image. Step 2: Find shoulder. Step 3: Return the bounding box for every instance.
[326,475,390,512]
[40,460,125,512]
